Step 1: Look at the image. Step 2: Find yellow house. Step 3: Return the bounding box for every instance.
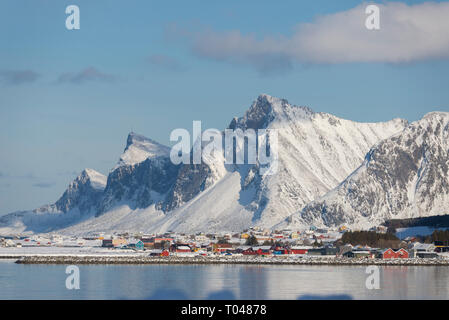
[112,238,127,247]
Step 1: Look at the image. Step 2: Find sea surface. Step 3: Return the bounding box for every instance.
[0,259,448,299]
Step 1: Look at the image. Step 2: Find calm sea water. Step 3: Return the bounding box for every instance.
[1,259,448,299]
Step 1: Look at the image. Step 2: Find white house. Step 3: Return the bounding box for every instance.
[5,239,16,247]
[408,242,436,258]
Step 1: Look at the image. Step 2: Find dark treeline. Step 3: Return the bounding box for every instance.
[420,230,449,245]
[338,231,400,248]
[384,215,449,229]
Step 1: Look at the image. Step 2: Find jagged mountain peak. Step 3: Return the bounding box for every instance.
[50,169,107,213]
[413,111,449,130]
[422,111,449,120]
[27,168,107,216]
[229,93,314,130]
[79,168,107,191]
[116,132,171,168]
[0,168,109,234]
[256,93,289,108]
[126,132,157,148]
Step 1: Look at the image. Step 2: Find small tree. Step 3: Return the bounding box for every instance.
[262,240,273,246]
[245,235,259,246]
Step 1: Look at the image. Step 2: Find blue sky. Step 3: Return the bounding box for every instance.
[1,0,449,215]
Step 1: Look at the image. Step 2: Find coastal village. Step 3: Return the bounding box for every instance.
[1,225,449,263]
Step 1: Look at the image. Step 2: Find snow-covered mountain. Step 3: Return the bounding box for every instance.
[0,169,107,234]
[98,132,179,214]
[290,111,449,230]
[52,168,107,213]
[5,94,440,235]
[96,131,222,216]
[143,94,408,233]
[115,132,171,168]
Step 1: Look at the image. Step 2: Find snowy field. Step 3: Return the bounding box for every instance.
[0,246,145,257]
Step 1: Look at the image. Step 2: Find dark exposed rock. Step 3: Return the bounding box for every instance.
[300,112,449,227]
[98,157,179,215]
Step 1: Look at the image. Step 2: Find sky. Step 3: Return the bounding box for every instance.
[0,0,449,215]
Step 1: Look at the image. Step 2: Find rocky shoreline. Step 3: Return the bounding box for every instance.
[13,255,449,266]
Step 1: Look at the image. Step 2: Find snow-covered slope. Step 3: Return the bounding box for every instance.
[0,94,419,235]
[38,168,106,214]
[293,112,449,229]
[115,132,171,168]
[0,169,107,235]
[141,94,408,233]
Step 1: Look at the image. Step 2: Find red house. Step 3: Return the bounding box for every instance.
[290,246,309,255]
[255,246,272,255]
[378,248,409,259]
[395,248,409,259]
[242,248,257,255]
[380,248,396,259]
[213,243,233,253]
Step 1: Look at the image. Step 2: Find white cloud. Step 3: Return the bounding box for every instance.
[183,2,449,72]
[58,67,116,84]
[0,69,40,85]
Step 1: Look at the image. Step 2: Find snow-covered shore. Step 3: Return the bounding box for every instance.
[2,246,448,266]
[12,255,449,266]
[0,246,145,258]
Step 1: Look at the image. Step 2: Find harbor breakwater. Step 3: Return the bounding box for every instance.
[14,255,449,266]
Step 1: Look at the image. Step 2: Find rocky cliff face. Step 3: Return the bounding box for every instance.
[97,131,221,215]
[297,112,449,229]
[35,168,107,214]
[98,157,180,214]
[0,169,107,234]
[140,94,409,233]
[162,163,213,212]
[223,94,408,229]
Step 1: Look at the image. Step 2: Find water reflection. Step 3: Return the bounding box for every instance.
[0,261,448,300]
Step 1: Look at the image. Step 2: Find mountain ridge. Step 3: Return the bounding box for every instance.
[4,94,445,236]
[288,111,449,230]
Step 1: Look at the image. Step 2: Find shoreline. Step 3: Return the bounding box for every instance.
[11,255,449,266]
